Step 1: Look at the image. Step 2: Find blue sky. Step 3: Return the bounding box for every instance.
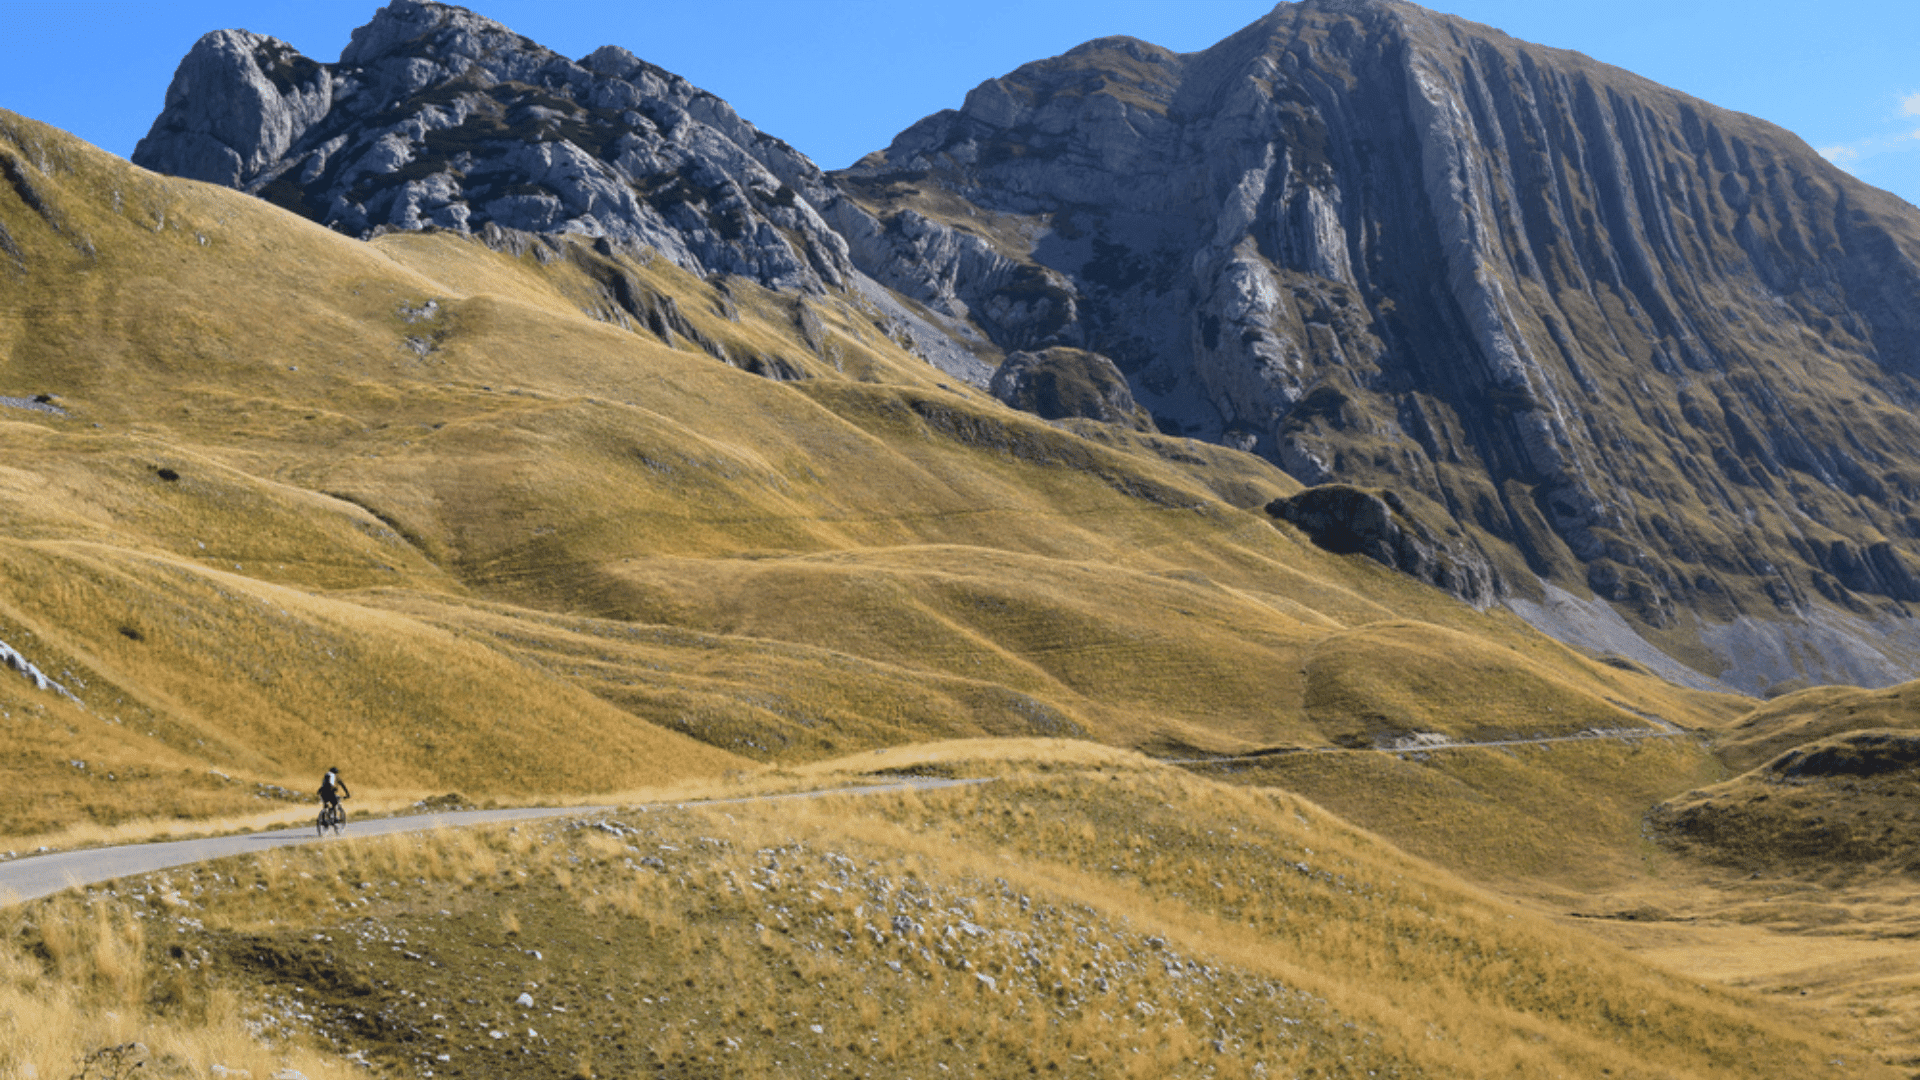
[2,1,1916,206]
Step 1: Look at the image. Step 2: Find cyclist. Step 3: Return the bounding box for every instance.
[319,765,351,825]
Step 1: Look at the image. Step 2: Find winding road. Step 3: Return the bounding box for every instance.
[2,725,1691,905]
[1164,724,1690,767]
[0,777,990,905]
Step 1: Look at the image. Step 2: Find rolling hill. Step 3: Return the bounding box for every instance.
[1,105,1728,838]
[8,1,1920,1076]
[127,0,1920,692]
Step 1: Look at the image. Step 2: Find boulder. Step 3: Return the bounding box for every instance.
[1267,485,1497,605]
[989,348,1154,432]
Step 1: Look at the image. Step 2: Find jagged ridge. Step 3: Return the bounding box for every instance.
[129,0,1920,691]
[135,0,868,296]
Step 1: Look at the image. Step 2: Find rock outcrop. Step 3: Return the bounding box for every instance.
[133,0,1920,688]
[2,637,77,701]
[133,1,871,295]
[1267,485,1497,605]
[834,0,1920,685]
[989,348,1155,431]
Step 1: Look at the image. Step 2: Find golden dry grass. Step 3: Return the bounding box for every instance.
[8,104,1918,1078]
[2,755,1879,1079]
[0,108,1739,846]
[1207,736,1726,894]
[0,891,354,1080]
[1713,683,1920,773]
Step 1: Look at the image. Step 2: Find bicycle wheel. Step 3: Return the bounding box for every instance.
[316,805,329,837]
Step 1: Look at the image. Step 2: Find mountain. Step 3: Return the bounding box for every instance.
[128,0,991,382]
[15,8,1920,1075]
[7,100,1732,830]
[832,0,1920,694]
[131,1,849,292]
[128,0,1920,695]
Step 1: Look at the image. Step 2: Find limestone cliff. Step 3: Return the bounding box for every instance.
[135,1,865,296]
[132,0,1920,690]
[835,0,1920,690]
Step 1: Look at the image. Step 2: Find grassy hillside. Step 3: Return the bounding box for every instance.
[1642,678,1920,877]
[0,108,1732,844]
[1,748,1883,1080]
[1711,681,1920,774]
[12,106,1920,1077]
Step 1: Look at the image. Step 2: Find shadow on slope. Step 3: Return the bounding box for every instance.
[1652,730,1920,878]
[0,110,1748,856]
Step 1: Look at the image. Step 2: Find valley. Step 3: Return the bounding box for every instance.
[7,0,1920,1076]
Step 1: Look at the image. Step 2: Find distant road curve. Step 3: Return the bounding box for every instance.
[0,776,989,905]
[1161,725,1690,767]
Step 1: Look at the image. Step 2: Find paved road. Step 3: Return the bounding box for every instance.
[0,777,989,906]
[4,728,1689,905]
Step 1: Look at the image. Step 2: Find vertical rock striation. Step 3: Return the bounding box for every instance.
[132,0,1920,687]
[834,0,1920,685]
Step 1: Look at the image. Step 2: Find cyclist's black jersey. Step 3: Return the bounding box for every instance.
[320,771,349,803]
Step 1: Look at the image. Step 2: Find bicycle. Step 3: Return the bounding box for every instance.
[316,799,347,837]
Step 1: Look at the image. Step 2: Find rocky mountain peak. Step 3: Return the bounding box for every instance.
[832,0,1920,689]
[892,35,1186,185]
[581,45,643,78]
[132,1,868,295]
[130,0,1920,691]
[337,0,530,68]
[132,29,331,188]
